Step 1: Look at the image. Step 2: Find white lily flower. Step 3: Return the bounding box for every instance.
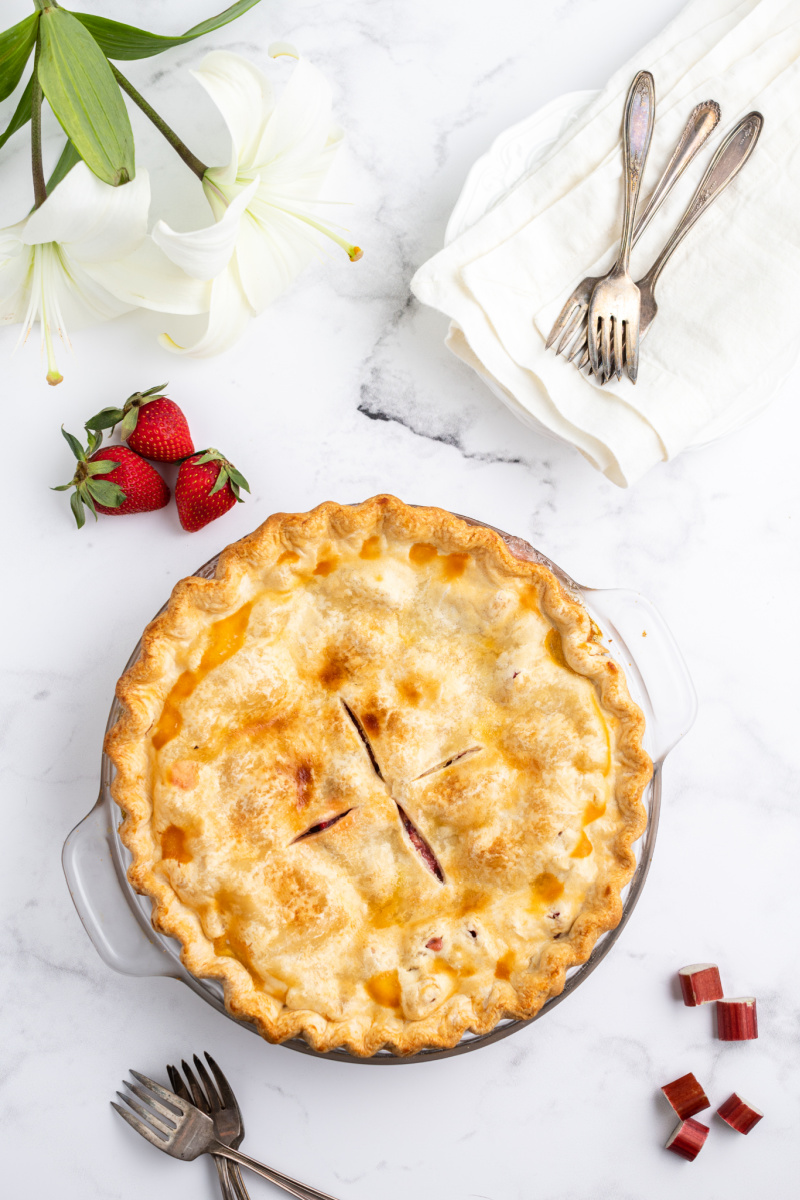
[152,50,360,357]
[0,162,210,385]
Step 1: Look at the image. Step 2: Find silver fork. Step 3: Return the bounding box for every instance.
[112,1069,340,1200]
[573,111,764,372]
[587,70,656,382]
[547,99,721,368]
[167,1054,250,1200]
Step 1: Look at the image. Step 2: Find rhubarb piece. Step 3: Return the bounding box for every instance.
[661,1073,710,1119]
[678,963,723,1006]
[665,1118,709,1161]
[717,1093,764,1135]
[717,997,758,1041]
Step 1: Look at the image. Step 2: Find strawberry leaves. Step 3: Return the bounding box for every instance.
[85,382,169,440]
[196,449,251,502]
[53,425,125,528]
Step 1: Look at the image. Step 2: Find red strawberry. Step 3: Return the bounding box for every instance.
[85,383,194,462]
[53,427,170,529]
[175,448,250,532]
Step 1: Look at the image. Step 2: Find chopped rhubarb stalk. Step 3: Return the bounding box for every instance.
[665,1118,709,1161]
[661,1073,710,1119]
[717,997,758,1041]
[426,937,443,951]
[717,1093,764,1135]
[678,963,723,1006]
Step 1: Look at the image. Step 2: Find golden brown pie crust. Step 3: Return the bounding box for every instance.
[107,496,651,1055]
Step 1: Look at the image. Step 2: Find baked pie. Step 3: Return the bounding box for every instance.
[108,496,651,1056]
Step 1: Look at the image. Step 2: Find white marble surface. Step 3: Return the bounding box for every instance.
[2,1,799,1197]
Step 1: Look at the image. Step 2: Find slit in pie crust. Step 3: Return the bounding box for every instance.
[106,496,651,1056]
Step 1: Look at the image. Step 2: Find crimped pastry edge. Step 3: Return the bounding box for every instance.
[106,495,652,1056]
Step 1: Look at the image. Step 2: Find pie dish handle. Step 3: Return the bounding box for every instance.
[62,795,178,979]
[582,587,697,763]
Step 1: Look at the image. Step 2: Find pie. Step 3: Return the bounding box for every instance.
[107,496,651,1056]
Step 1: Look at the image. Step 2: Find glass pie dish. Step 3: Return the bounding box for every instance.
[62,513,696,1064]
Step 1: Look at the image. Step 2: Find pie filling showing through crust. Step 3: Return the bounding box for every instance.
[107,496,651,1056]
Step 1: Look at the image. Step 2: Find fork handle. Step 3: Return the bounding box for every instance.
[632,100,720,243]
[639,111,763,293]
[211,1142,340,1200]
[616,71,656,273]
[213,1154,244,1200]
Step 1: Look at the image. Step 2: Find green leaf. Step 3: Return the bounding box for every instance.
[208,467,230,497]
[0,13,38,103]
[87,479,125,506]
[85,426,103,455]
[85,459,118,476]
[82,487,98,519]
[85,406,123,432]
[227,466,250,493]
[46,138,82,192]
[61,426,86,461]
[70,2,263,62]
[70,489,86,529]
[183,1,263,40]
[120,407,139,439]
[0,74,33,152]
[38,8,135,186]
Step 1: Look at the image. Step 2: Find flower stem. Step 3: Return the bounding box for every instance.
[30,40,46,209]
[111,64,208,181]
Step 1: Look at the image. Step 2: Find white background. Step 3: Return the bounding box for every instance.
[1,1,798,1198]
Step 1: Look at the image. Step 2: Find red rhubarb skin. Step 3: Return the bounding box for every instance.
[717,999,758,1040]
[661,1073,710,1119]
[718,1093,763,1134]
[666,1118,709,1161]
[679,965,723,1006]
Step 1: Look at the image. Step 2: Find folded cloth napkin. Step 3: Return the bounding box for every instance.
[411,0,800,486]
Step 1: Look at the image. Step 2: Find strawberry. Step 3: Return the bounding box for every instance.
[53,427,170,529]
[175,448,250,532]
[85,383,194,462]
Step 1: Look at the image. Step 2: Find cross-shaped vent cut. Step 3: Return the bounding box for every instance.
[293,698,482,884]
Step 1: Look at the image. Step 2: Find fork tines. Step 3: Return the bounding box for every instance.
[112,1071,188,1151]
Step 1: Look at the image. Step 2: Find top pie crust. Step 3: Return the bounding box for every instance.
[107,496,651,1056]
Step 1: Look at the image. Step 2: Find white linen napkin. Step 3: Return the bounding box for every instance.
[411,0,800,486]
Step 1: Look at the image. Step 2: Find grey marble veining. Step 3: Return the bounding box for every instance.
[1,0,799,1197]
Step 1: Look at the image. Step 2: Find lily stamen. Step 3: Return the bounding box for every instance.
[282,209,363,261]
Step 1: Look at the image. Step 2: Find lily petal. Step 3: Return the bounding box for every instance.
[21,163,149,262]
[234,205,317,315]
[0,244,34,325]
[86,237,211,315]
[192,51,274,179]
[160,258,253,357]
[151,178,258,280]
[49,250,135,330]
[251,57,334,179]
